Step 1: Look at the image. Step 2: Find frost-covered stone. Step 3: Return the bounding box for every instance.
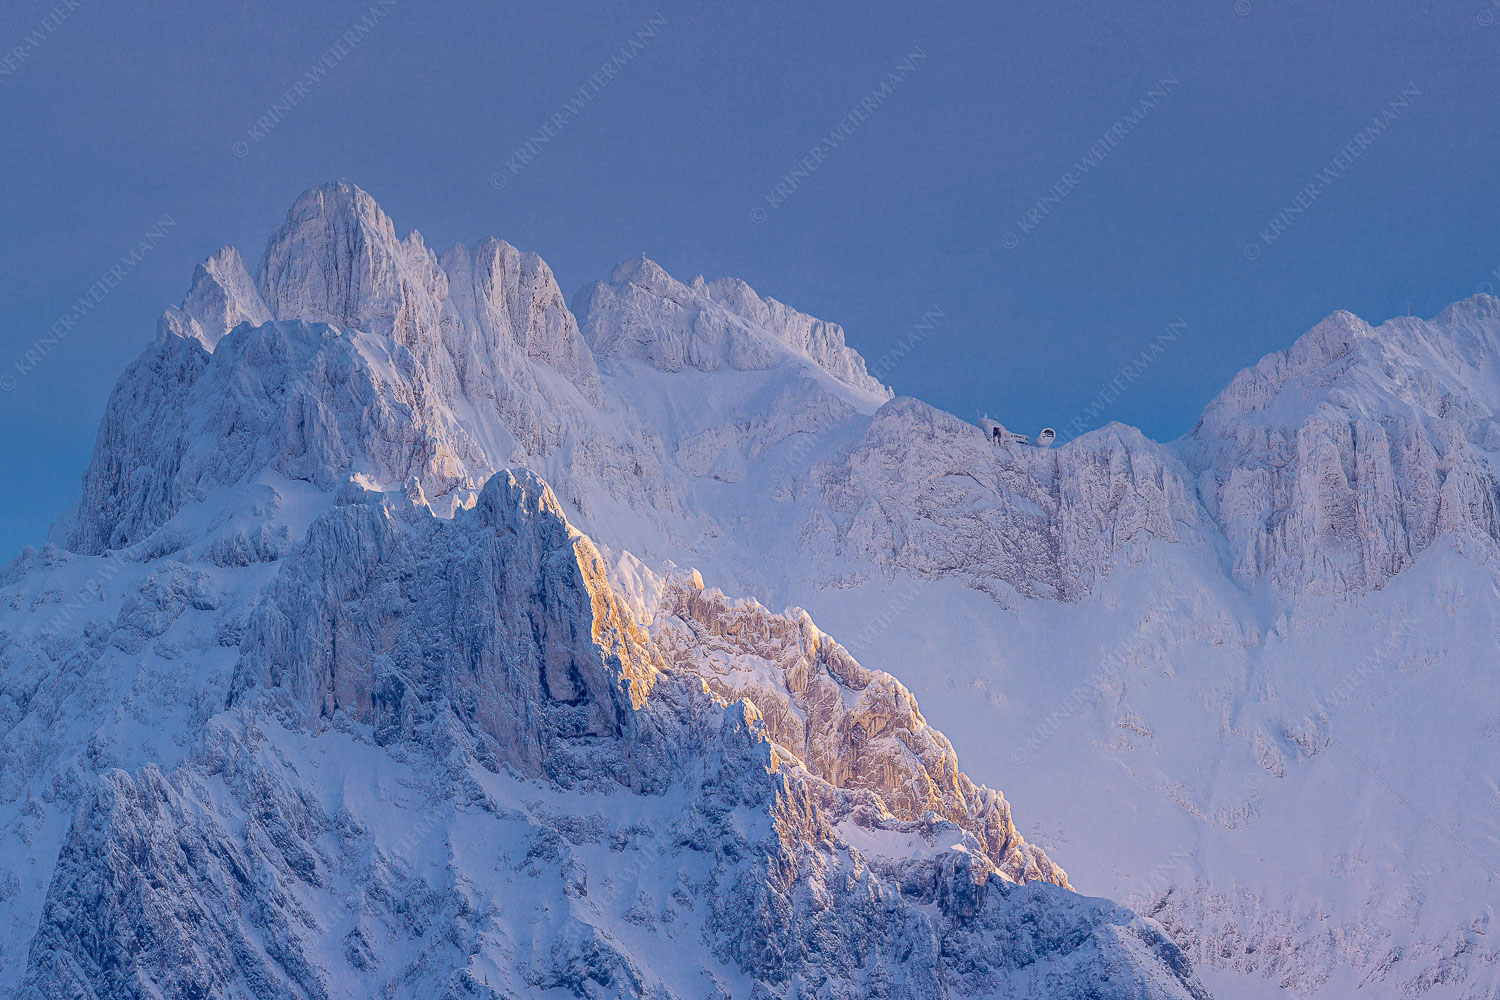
[69,182,675,556]
[802,397,1207,603]
[650,578,1065,885]
[163,245,273,350]
[574,256,891,399]
[1185,297,1500,593]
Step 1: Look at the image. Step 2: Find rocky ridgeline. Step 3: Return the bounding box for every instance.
[1,184,1208,998]
[6,471,1206,999]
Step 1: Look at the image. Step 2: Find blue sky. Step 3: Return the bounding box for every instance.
[2,1,1497,558]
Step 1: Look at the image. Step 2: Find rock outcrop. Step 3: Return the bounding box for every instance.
[574,256,891,400]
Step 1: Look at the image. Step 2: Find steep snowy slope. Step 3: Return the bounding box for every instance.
[0,184,1209,999]
[568,236,1500,997]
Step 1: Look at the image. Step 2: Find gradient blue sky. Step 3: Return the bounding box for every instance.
[2,1,1497,558]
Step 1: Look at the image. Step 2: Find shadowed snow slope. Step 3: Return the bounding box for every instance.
[0,183,1209,999]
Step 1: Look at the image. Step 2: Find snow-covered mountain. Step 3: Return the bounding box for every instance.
[565,196,1500,999]
[0,182,1209,998]
[5,180,1499,998]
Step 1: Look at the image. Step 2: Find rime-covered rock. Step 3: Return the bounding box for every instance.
[574,256,891,400]
[650,577,1065,885]
[801,397,1209,603]
[1183,298,1500,594]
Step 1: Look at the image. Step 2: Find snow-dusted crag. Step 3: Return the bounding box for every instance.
[649,578,1064,886]
[574,257,890,399]
[72,182,675,558]
[799,398,1208,603]
[1183,300,1500,594]
[0,184,1210,999]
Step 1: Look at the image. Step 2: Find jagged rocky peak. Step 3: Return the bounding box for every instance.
[649,575,1068,886]
[235,181,601,405]
[257,180,446,338]
[71,182,644,555]
[1196,295,1500,436]
[1194,309,1375,432]
[230,469,664,785]
[1192,295,1500,450]
[1184,295,1500,593]
[237,180,601,396]
[160,245,273,350]
[701,273,890,394]
[574,253,893,399]
[439,236,602,403]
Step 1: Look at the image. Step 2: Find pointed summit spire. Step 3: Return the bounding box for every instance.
[160,246,273,351]
[258,181,443,333]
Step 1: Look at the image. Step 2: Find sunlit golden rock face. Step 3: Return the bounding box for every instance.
[649,575,1068,888]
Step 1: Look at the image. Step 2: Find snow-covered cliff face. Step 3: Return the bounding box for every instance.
[0,183,1210,999]
[228,471,665,786]
[574,256,891,401]
[801,397,1209,603]
[1184,299,1500,595]
[3,474,1206,1000]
